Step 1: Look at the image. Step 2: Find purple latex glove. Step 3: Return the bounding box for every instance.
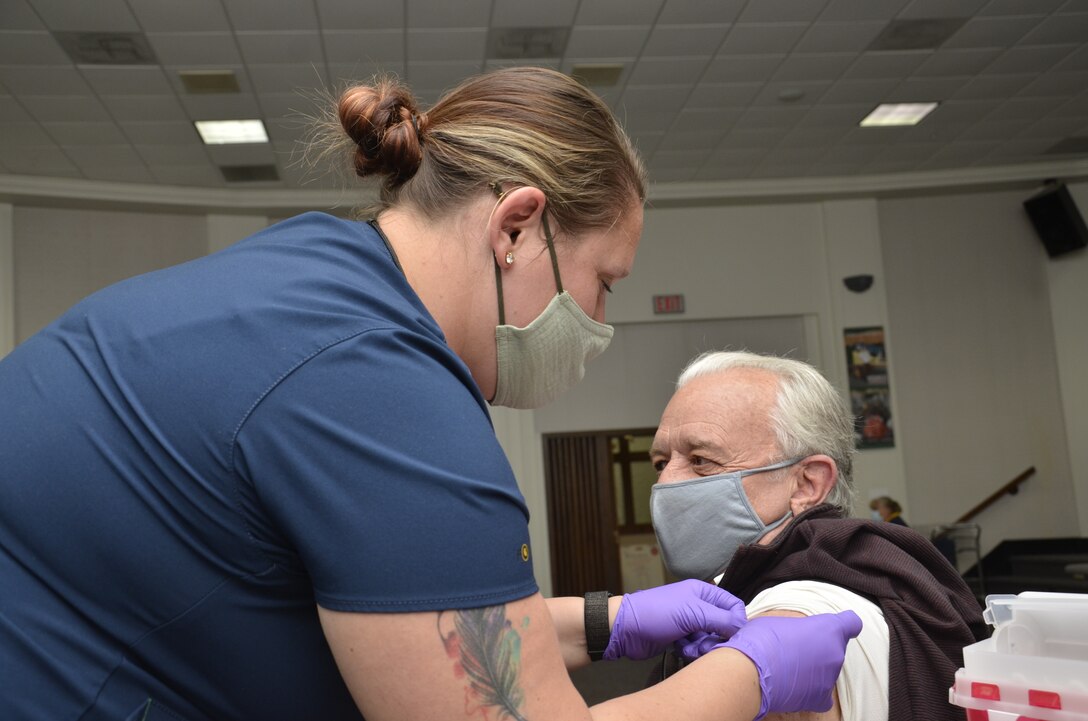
[603,579,747,661]
[714,611,863,721]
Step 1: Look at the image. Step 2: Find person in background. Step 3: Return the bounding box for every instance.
[645,350,986,721]
[870,496,909,526]
[0,68,858,721]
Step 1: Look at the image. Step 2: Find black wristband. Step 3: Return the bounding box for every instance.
[584,591,613,662]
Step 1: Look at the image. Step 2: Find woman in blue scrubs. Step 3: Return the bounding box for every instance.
[0,66,858,721]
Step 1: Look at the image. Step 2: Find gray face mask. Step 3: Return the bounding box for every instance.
[650,457,803,581]
[491,213,613,410]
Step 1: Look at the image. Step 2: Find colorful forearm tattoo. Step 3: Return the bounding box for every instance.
[439,606,530,721]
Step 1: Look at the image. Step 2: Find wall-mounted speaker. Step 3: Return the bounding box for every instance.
[1023,182,1088,258]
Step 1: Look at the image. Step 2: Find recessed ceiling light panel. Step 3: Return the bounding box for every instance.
[194,120,269,145]
[860,103,939,127]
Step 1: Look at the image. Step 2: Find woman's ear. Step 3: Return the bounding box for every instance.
[487,186,547,260]
[790,455,838,514]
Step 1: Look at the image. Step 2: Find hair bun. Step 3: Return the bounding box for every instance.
[337,80,425,183]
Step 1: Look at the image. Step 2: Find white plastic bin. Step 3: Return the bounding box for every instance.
[949,592,1088,721]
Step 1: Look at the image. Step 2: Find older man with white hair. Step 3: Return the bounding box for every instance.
[646,350,986,721]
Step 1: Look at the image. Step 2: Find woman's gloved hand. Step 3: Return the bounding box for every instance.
[714,611,863,721]
[603,579,747,661]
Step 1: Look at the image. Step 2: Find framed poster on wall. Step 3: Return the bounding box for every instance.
[844,326,894,448]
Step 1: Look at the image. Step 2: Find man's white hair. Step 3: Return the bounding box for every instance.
[676,350,857,516]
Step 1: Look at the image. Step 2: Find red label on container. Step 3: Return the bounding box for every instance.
[971,682,1001,701]
[652,294,685,314]
[1028,689,1062,709]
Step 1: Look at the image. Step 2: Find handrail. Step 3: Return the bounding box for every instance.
[955,466,1035,524]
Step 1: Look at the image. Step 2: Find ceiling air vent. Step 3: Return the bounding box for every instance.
[220,165,280,183]
[486,27,569,59]
[867,19,966,51]
[571,64,624,87]
[1044,137,1088,156]
[54,32,157,65]
[180,70,241,94]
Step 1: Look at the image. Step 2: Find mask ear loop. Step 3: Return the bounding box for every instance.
[490,182,508,325]
[540,212,564,294]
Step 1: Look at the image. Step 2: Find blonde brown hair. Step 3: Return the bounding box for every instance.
[331,67,646,238]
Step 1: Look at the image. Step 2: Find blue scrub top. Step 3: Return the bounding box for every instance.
[0,212,537,720]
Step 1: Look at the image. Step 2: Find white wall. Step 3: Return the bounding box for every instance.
[1045,180,1088,536]
[879,189,1079,555]
[13,206,208,343]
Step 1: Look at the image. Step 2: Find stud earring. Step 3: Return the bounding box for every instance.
[505,251,515,265]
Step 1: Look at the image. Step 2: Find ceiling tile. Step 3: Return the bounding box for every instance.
[772,53,858,82]
[1017,70,1088,97]
[236,32,323,65]
[405,61,483,92]
[577,0,664,25]
[408,0,490,28]
[750,162,816,178]
[120,121,200,145]
[648,165,700,182]
[80,66,174,95]
[978,0,1064,15]
[21,95,111,123]
[922,99,1000,122]
[0,32,71,64]
[1,0,46,30]
[628,132,663,157]
[0,122,54,149]
[491,0,579,27]
[718,23,809,55]
[686,82,762,108]
[983,45,1076,74]
[42,120,127,145]
[923,140,999,163]
[844,51,930,80]
[987,96,1068,119]
[323,30,404,64]
[658,0,746,25]
[732,105,809,129]
[671,107,743,132]
[657,128,726,151]
[956,116,1035,140]
[644,24,729,57]
[0,66,91,95]
[565,26,650,58]
[29,0,139,31]
[801,104,880,127]
[180,93,262,120]
[247,64,329,95]
[127,0,232,32]
[205,143,276,166]
[63,144,145,168]
[952,73,1035,100]
[622,110,678,133]
[327,62,407,84]
[1,144,80,175]
[620,84,692,112]
[0,96,34,122]
[820,77,900,103]
[718,127,787,148]
[1054,44,1088,71]
[795,21,887,53]
[819,0,912,22]
[147,33,243,67]
[752,80,832,106]
[84,165,156,183]
[1020,12,1088,44]
[258,93,319,119]
[407,29,486,62]
[100,94,189,122]
[943,16,1041,49]
[779,126,854,147]
[888,76,973,101]
[899,0,990,19]
[738,0,827,22]
[315,0,404,30]
[1019,114,1086,138]
[150,165,224,186]
[702,55,785,83]
[627,57,708,85]
[220,0,319,31]
[913,48,1003,76]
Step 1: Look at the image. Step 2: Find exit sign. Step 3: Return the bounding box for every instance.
[653,294,685,314]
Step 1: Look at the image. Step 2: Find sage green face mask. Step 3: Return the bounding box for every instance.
[491,213,614,410]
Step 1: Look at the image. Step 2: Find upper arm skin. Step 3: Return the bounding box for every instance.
[754,609,842,721]
[319,593,765,721]
[318,593,591,721]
